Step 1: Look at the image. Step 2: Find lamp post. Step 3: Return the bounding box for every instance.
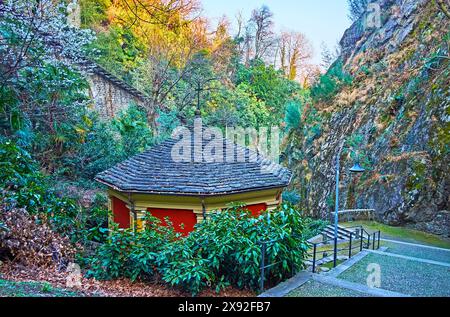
[333,146,365,267]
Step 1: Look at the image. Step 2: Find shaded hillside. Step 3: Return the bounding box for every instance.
[284,0,449,236]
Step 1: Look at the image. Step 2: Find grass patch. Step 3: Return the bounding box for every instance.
[320,259,345,270]
[341,221,450,249]
[0,279,83,297]
[309,240,366,262]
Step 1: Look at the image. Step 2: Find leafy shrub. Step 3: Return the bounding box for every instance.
[84,204,310,296]
[284,101,303,131]
[86,228,138,280]
[344,133,372,170]
[155,109,181,142]
[303,218,329,240]
[206,83,270,129]
[86,214,179,281]
[311,59,353,102]
[0,139,108,243]
[64,105,153,179]
[0,200,77,268]
[158,204,309,295]
[235,60,302,125]
[0,221,8,233]
[348,0,368,21]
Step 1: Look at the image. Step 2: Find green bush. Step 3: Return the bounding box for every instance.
[63,105,153,179]
[113,104,153,158]
[284,101,303,131]
[0,139,108,243]
[86,214,179,281]
[158,204,309,295]
[311,59,353,102]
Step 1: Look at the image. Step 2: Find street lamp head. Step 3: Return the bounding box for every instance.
[349,162,365,173]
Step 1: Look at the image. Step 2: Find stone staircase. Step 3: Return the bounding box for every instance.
[320,225,355,244]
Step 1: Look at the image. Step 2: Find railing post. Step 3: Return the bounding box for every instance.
[367,235,370,249]
[312,243,317,273]
[360,231,363,251]
[372,233,376,250]
[378,231,381,249]
[333,236,338,268]
[348,232,353,259]
[260,242,266,293]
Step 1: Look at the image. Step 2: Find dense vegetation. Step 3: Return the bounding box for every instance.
[4,0,445,297]
[0,0,335,295]
[0,0,324,182]
[86,204,310,295]
[0,137,317,294]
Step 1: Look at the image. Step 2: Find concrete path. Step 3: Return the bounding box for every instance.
[325,250,370,278]
[325,246,389,278]
[265,237,449,297]
[312,275,410,297]
[381,238,450,251]
[367,249,450,267]
[258,271,312,297]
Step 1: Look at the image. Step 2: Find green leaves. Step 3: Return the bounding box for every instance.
[85,204,309,296]
[86,214,180,282]
[311,59,353,102]
[0,221,8,233]
[284,101,303,131]
[0,139,109,244]
[157,204,309,295]
[234,61,302,126]
[64,105,153,179]
[112,104,153,157]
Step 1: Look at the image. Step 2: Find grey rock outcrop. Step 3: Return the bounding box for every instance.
[286,0,449,236]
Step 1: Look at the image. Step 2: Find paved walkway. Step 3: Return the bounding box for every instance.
[259,271,312,297]
[381,239,450,252]
[325,247,389,278]
[261,237,450,297]
[367,249,450,267]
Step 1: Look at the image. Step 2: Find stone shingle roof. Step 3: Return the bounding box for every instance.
[95,133,292,196]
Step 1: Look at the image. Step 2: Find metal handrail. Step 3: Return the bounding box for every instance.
[306,229,381,273]
[258,229,382,293]
[258,234,303,293]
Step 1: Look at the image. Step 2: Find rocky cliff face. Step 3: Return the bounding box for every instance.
[285,0,449,236]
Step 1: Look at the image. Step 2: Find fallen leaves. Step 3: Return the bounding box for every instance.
[0,201,77,269]
[0,262,255,297]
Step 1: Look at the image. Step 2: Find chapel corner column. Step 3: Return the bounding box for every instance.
[128,205,148,232]
[266,189,284,211]
[194,210,205,224]
[266,199,282,211]
[107,195,114,229]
